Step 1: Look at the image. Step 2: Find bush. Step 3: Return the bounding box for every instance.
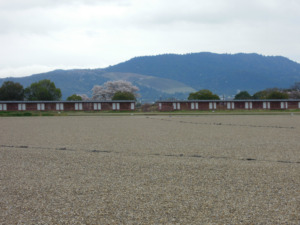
[234,91,252,99]
[112,91,136,100]
[188,89,220,100]
[267,91,289,99]
[67,94,82,101]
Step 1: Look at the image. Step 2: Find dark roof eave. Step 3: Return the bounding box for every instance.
[156,99,300,103]
[0,100,136,103]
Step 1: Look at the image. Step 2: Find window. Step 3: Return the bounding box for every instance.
[0,104,7,111]
[18,103,26,111]
[280,102,288,109]
[191,103,194,110]
[173,103,177,110]
[112,103,120,110]
[56,103,64,111]
[227,102,231,109]
[209,102,217,110]
[37,103,45,111]
[227,102,234,110]
[94,103,101,110]
[75,103,83,110]
[158,103,162,110]
[172,102,181,110]
[298,102,300,109]
[263,102,270,109]
[130,103,135,110]
[245,102,252,109]
[191,102,198,110]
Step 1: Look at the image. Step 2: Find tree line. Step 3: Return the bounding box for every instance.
[0,79,139,101]
[1,79,299,101]
[233,82,300,100]
[188,82,300,100]
[0,80,62,101]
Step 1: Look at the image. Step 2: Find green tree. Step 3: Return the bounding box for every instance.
[112,91,136,100]
[66,94,82,101]
[188,89,220,100]
[252,90,269,99]
[0,81,24,100]
[253,88,289,99]
[234,91,252,100]
[267,91,289,99]
[24,79,62,100]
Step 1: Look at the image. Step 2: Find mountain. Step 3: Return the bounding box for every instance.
[1,52,300,101]
[106,52,300,96]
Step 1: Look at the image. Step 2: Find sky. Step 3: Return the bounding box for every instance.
[0,0,300,78]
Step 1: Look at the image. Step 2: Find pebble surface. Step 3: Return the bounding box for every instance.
[0,115,299,224]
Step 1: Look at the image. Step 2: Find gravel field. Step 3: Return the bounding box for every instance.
[0,115,299,224]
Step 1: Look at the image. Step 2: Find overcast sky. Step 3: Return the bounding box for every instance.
[0,0,300,78]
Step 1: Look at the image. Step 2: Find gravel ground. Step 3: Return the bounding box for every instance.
[0,115,299,224]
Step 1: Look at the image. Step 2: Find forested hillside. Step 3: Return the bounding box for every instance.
[1,52,300,101]
[106,52,300,95]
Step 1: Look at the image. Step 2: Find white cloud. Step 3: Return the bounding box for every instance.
[0,0,129,10]
[0,65,55,78]
[0,0,300,78]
